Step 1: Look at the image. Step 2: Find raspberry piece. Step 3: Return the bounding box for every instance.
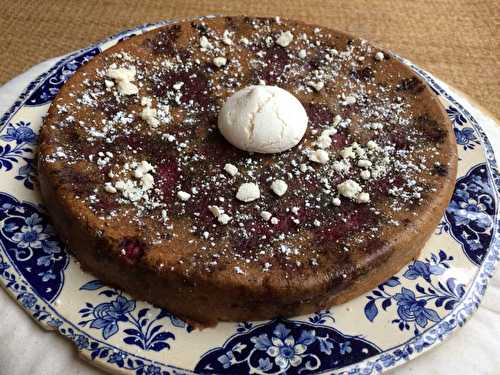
[120,239,146,264]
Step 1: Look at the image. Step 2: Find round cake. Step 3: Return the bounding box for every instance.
[38,16,457,326]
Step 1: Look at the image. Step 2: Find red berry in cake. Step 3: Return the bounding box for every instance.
[119,239,146,264]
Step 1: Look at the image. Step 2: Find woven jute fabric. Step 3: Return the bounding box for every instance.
[0,0,498,119]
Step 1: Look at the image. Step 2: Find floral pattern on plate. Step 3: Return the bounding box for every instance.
[195,314,381,374]
[443,163,495,265]
[78,279,191,350]
[0,192,68,301]
[364,250,465,335]
[0,121,37,189]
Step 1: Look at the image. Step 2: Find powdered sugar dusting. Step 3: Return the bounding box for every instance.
[41,17,453,277]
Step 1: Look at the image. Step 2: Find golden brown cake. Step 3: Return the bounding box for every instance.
[37,16,457,326]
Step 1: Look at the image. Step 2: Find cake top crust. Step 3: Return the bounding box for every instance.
[39,16,456,289]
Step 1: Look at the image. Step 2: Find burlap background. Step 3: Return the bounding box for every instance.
[0,0,498,119]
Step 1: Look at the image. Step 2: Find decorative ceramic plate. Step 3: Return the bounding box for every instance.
[1,19,499,375]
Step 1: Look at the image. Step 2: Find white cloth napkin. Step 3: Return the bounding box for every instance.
[0,58,499,375]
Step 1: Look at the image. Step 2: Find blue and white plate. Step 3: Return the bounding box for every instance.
[1,19,499,375]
